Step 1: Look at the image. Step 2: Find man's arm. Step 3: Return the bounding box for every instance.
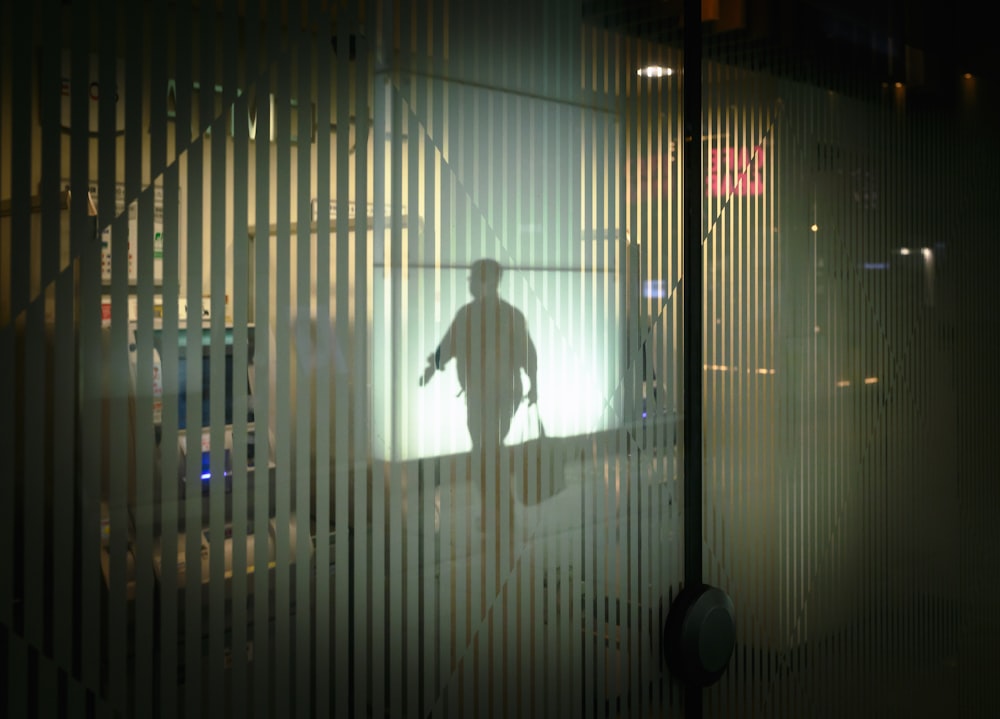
[419,311,460,385]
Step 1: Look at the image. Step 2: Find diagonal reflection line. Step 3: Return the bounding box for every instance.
[702,102,783,253]
[392,78,688,453]
[2,90,246,333]
[389,81,622,411]
[395,84,684,704]
[3,44,295,332]
[590,105,785,477]
[426,503,552,715]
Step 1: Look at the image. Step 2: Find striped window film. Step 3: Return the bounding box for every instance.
[3,2,999,718]
[1,1,683,716]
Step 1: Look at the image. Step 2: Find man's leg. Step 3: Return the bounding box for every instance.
[466,393,510,546]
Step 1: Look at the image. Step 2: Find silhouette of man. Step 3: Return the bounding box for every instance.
[419,259,538,451]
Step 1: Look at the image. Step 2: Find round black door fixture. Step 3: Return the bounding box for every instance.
[663,583,736,687]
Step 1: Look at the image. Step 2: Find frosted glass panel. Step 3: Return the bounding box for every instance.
[3,1,998,718]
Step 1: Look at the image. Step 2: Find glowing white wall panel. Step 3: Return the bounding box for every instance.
[372,265,626,460]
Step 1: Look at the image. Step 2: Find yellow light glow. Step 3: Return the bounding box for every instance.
[864,377,879,385]
[836,380,851,388]
[894,82,904,89]
[810,224,819,232]
[899,248,911,256]
[964,73,974,80]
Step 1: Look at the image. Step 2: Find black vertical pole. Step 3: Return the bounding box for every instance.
[683,0,704,715]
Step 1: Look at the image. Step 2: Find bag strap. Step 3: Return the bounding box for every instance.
[530,402,546,439]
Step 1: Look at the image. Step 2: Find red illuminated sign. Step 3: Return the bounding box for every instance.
[706,145,766,196]
[628,142,767,201]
